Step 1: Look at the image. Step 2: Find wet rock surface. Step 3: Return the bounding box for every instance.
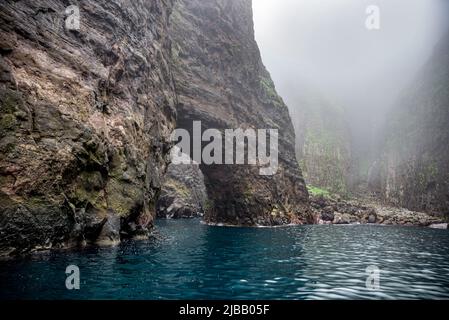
[0,0,177,256]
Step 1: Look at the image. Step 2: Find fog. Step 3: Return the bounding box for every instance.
[253,0,449,170]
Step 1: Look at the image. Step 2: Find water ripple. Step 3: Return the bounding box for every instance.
[1,221,449,299]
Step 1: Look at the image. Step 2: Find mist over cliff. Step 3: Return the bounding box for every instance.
[379,29,449,215]
[253,0,449,191]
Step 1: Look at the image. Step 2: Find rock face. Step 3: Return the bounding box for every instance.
[289,87,352,195]
[0,0,177,255]
[0,0,311,256]
[157,154,208,219]
[168,0,311,226]
[380,31,449,217]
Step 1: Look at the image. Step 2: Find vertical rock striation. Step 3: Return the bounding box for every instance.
[380,31,449,217]
[0,0,312,256]
[0,0,177,255]
[169,0,311,226]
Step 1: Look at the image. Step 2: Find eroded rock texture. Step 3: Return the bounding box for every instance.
[156,155,208,219]
[169,0,311,226]
[0,0,177,255]
[0,0,312,256]
[380,31,449,216]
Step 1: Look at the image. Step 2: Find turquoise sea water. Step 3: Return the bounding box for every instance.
[1,219,449,300]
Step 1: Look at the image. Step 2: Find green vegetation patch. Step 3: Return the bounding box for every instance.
[259,75,284,108]
[164,178,191,200]
[307,185,331,197]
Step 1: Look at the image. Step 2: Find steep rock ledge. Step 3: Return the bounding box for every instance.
[169,0,311,226]
[0,0,177,256]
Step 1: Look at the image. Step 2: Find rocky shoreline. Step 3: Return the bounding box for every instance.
[156,177,448,230]
[310,195,448,228]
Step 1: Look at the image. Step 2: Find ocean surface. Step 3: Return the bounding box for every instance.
[1,219,449,300]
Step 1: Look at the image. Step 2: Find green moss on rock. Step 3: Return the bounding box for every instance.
[0,114,16,131]
[307,185,331,197]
